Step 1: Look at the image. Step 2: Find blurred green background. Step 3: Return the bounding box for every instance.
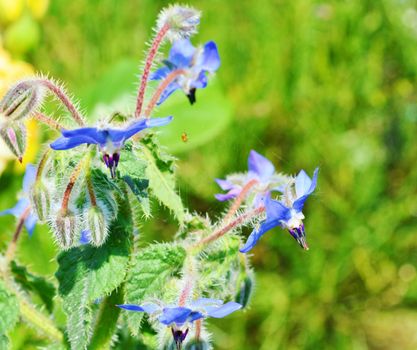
[2,0,417,349]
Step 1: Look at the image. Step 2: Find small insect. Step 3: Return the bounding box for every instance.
[181,132,188,142]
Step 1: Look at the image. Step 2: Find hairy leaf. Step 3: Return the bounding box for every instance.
[0,280,19,345]
[139,135,184,223]
[11,261,56,313]
[125,243,187,335]
[56,204,132,350]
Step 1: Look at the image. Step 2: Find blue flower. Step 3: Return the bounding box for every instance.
[215,150,291,205]
[151,39,220,105]
[240,168,319,253]
[0,164,38,236]
[118,298,241,346]
[50,116,172,177]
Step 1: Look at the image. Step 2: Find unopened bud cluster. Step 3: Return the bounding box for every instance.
[157,5,201,41]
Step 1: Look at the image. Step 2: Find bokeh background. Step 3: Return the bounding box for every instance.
[1,0,417,349]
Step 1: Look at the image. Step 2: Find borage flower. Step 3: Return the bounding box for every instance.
[240,168,319,253]
[118,298,241,349]
[151,39,220,105]
[0,164,37,235]
[215,150,291,206]
[50,117,172,178]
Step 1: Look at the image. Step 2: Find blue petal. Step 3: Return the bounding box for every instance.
[239,219,278,253]
[159,307,192,325]
[265,196,291,221]
[248,150,275,181]
[215,179,234,191]
[146,116,174,128]
[62,127,100,139]
[191,71,208,89]
[293,168,319,212]
[23,164,36,194]
[215,187,241,202]
[190,298,223,309]
[187,311,205,323]
[201,41,221,72]
[116,304,147,312]
[150,66,172,81]
[206,302,242,318]
[157,82,180,105]
[24,213,37,236]
[0,198,30,219]
[79,230,91,244]
[169,39,195,67]
[50,135,98,150]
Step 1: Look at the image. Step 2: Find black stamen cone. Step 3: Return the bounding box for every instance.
[187,88,197,105]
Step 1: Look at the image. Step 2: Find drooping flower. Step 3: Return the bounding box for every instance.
[240,168,319,253]
[215,150,291,206]
[151,39,220,105]
[118,298,241,348]
[50,116,172,177]
[0,164,38,235]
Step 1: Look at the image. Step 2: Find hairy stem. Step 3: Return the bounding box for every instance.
[85,157,97,206]
[33,112,64,130]
[144,69,185,118]
[5,206,31,263]
[135,23,170,118]
[195,319,202,341]
[223,179,259,223]
[178,258,195,307]
[194,206,265,248]
[36,79,85,126]
[61,158,85,211]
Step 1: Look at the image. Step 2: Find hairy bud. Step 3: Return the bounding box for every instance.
[157,5,200,41]
[0,121,26,161]
[54,210,78,249]
[235,275,254,309]
[86,206,108,246]
[0,81,44,121]
[30,182,51,222]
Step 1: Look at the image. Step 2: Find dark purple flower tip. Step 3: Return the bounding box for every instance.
[103,152,120,179]
[288,224,309,250]
[172,327,189,350]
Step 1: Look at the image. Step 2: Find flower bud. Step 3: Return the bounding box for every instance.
[235,275,254,309]
[86,206,108,246]
[157,5,200,41]
[0,121,26,161]
[184,339,210,350]
[30,181,51,222]
[0,81,44,121]
[54,210,78,249]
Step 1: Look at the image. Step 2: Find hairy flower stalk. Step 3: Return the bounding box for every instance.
[195,205,265,248]
[31,150,52,221]
[144,69,186,118]
[33,112,64,130]
[223,178,259,223]
[5,206,31,262]
[135,23,170,118]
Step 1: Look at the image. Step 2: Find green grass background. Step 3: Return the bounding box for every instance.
[2,0,417,348]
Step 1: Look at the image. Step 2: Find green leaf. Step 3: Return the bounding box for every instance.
[139,135,185,223]
[117,143,150,217]
[125,243,187,335]
[11,261,56,313]
[55,203,132,350]
[0,280,19,344]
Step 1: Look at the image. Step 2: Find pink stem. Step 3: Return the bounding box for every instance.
[144,69,185,118]
[135,23,170,118]
[33,112,64,130]
[6,206,31,262]
[37,79,85,126]
[195,206,265,247]
[223,179,259,222]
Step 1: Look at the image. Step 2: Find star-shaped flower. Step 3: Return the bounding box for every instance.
[240,168,319,252]
[118,298,241,348]
[215,150,291,206]
[0,164,38,235]
[50,116,172,177]
[151,39,220,105]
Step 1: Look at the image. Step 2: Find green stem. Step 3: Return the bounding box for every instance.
[88,287,124,350]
